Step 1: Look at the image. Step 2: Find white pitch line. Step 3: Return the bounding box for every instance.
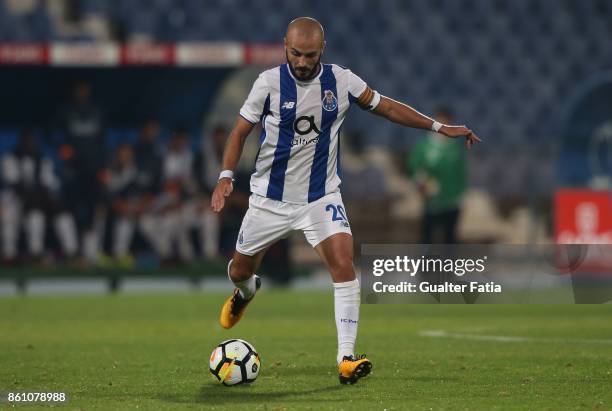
[419,330,612,345]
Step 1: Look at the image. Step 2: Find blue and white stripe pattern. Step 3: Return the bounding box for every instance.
[240,63,377,204]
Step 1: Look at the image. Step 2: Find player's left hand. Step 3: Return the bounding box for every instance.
[439,125,482,149]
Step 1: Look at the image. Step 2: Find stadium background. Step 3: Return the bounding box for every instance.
[1,1,611,410]
[0,0,610,289]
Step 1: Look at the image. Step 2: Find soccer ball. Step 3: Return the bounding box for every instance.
[209,339,261,385]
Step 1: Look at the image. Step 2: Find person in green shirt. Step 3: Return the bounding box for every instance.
[408,107,467,244]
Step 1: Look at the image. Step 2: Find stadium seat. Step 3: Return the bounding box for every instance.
[0,0,610,147]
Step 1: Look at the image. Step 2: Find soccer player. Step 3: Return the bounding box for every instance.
[212,17,481,385]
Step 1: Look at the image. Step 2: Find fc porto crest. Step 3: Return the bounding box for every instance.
[322,90,338,111]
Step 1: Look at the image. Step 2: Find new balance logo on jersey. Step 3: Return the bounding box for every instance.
[282,101,295,109]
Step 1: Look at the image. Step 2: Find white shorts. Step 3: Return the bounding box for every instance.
[235,192,352,256]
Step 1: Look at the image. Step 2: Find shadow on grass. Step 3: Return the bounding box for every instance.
[157,384,345,405]
[407,376,461,383]
[264,364,335,377]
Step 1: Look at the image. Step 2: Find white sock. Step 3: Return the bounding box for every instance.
[83,231,99,263]
[54,213,78,257]
[140,215,170,258]
[1,196,20,258]
[227,259,257,300]
[200,209,219,258]
[26,211,45,256]
[113,218,134,257]
[334,279,360,364]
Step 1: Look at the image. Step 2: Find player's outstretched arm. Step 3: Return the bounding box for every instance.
[372,96,482,149]
[211,116,255,213]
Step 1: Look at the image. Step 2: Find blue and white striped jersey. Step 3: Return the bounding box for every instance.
[239,63,380,204]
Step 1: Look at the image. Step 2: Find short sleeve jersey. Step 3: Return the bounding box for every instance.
[239,63,379,204]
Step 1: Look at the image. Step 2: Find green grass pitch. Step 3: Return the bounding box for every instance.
[1,290,611,410]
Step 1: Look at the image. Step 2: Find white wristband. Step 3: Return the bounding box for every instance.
[431,121,443,132]
[218,170,234,181]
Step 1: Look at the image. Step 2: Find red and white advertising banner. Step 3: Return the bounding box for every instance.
[120,43,175,65]
[177,43,243,66]
[244,43,286,65]
[0,43,48,64]
[50,43,119,66]
[0,43,283,67]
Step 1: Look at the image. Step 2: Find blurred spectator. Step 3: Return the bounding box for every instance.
[194,126,228,258]
[408,107,466,244]
[340,131,390,201]
[1,131,78,263]
[134,119,163,197]
[200,126,225,191]
[157,128,199,262]
[104,143,139,263]
[132,119,168,258]
[56,81,106,262]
